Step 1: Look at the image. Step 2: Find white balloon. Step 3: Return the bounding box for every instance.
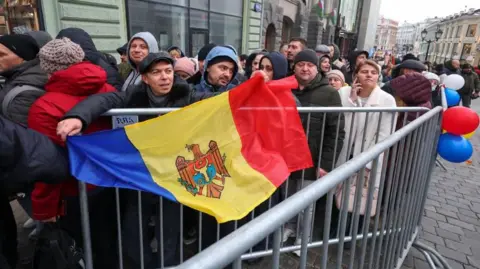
[443,74,465,90]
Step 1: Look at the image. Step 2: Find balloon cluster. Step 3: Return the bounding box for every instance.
[437,75,479,163]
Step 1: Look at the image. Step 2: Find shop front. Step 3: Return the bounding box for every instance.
[0,0,43,35]
[126,0,244,57]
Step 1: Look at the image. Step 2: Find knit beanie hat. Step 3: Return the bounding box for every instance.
[294,49,318,67]
[197,43,217,61]
[39,37,85,74]
[327,70,345,84]
[0,34,39,61]
[174,57,195,76]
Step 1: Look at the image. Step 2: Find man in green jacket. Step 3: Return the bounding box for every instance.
[459,64,480,108]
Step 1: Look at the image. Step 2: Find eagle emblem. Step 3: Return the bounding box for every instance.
[176,141,230,199]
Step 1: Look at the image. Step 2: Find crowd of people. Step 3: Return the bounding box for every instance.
[0,27,478,269]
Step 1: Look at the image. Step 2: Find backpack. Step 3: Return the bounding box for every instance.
[33,223,85,269]
[1,85,44,116]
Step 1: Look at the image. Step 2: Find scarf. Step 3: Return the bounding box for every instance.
[147,86,169,108]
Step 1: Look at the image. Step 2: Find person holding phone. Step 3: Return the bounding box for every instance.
[334,60,397,241]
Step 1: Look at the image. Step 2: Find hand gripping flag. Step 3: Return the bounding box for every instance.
[67,76,312,223]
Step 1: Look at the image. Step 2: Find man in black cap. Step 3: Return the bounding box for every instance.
[57,52,217,267]
[0,34,47,126]
[0,33,47,269]
[284,49,345,250]
[187,43,217,85]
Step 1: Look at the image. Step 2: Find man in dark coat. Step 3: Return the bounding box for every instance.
[283,49,345,247]
[0,115,70,269]
[57,52,216,268]
[0,34,47,125]
[56,28,123,91]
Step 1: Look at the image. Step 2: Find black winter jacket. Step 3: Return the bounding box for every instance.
[292,74,345,179]
[0,59,47,125]
[56,28,124,91]
[0,115,70,191]
[63,76,216,128]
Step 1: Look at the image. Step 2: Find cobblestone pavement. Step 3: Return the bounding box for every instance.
[12,106,480,269]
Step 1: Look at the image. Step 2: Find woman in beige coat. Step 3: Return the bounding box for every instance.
[334,60,397,238]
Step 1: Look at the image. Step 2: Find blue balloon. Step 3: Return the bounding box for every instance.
[437,133,473,163]
[444,88,461,107]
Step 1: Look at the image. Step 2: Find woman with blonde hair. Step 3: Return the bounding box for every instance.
[334,60,397,241]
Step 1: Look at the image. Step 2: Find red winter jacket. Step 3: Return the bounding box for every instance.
[28,62,116,221]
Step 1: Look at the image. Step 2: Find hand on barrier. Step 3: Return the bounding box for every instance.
[317,168,328,178]
[57,118,83,141]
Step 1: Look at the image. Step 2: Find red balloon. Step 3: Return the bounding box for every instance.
[442,107,480,135]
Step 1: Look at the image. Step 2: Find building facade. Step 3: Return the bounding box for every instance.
[35,0,250,57]
[374,16,398,52]
[396,22,417,57]
[432,8,480,66]
[356,0,381,52]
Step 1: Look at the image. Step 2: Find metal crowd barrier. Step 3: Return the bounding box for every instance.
[76,106,449,269]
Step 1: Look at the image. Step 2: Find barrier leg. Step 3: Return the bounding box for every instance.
[272,228,282,269]
[435,158,447,172]
[412,241,452,269]
[78,181,94,269]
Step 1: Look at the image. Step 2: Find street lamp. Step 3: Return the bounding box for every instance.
[421,27,443,61]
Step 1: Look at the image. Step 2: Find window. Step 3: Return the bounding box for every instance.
[2,0,41,34]
[455,26,462,38]
[452,43,458,56]
[209,13,242,51]
[190,9,208,29]
[461,43,472,60]
[190,0,208,10]
[128,1,188,51]
[466,24,477,37]
[210,0,243,16]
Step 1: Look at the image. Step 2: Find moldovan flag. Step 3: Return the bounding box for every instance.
[67,76,312,223]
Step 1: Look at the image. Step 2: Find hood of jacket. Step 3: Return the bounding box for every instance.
[167,46,185,57]
[329,43,340,61]
[56,28,103,63]
[45,62,112,96]
[26,31,52,48]
[0,58,47,88]
[127,32,159,69]
[261,52,288,80]
[197,46,239,93]
[348,50,369,69]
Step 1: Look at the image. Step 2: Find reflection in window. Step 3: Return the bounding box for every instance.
[209,13,242,53]
[466,24,477,37]
[128,1,187,52]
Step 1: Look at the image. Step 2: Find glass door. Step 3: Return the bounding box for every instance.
[189,28,209,57]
